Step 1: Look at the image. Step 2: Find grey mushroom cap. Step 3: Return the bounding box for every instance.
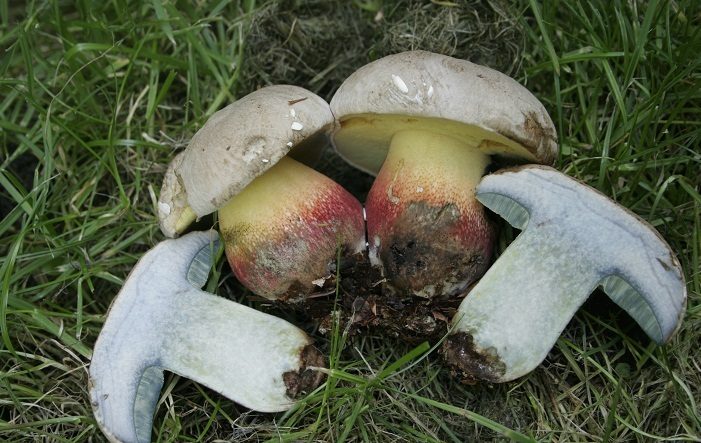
[445,165,687,382]
[166,85,334,220]
[330,50,558,175]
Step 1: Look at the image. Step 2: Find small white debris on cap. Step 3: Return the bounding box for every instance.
[291,122,304,131]
[391,74,409,94]
[158,202,171,216]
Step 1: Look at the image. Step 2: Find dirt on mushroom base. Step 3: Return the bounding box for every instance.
[372,200,491,299]
[442,331,507,384]
[283,344,326,398]
[282,248,465,345]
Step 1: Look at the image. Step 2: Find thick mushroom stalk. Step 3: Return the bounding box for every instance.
[90,231,324,443]
[444,166,686,383]
[218,156,365,301]
[365,129,494,297]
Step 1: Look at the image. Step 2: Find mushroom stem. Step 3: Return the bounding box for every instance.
[90,232,325,443]
[218,156,365,301]
[443,166,686,383]
[365,129,494,298]
[446,228,599,382]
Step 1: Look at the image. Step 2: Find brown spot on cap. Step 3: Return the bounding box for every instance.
[522,111,556,152]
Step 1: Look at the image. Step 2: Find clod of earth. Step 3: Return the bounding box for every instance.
[443,165,687,383]
[89,231,325,443]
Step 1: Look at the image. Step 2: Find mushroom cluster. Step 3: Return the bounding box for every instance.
[89,51,686,442]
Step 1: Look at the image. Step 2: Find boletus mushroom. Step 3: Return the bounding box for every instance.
[330,51,557,299]
[443,165,687,383]
[158,85,365,301]
[90,231,325,443]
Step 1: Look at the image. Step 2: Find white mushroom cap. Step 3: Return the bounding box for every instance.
[330,50,558,175]
[159,85,334,236]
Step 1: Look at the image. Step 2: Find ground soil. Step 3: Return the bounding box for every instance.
[288,250,464,345]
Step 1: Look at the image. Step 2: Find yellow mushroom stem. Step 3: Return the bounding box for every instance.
[218,156,365,301]
[365,129,495,298]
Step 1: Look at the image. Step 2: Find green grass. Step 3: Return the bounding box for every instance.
[1,0,700,441]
